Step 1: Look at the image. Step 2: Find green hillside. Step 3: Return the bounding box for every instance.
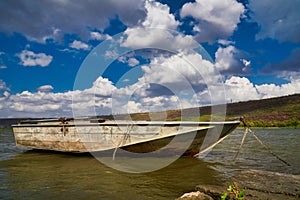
[226,94,300,127]
[128,94,300,127]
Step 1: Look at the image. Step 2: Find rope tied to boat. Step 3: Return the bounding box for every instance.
[234,117,290,166]
[112,123,133,160]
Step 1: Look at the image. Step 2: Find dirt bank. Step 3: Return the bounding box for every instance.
[177,169,300,200]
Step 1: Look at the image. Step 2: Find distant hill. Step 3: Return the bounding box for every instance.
[128,93,300,127]
[226,94,300,127]
[1,94,299,128]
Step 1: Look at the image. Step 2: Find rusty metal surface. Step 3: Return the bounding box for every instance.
[12,120,240,156]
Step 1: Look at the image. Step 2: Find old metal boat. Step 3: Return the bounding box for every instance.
[12,118,240,157]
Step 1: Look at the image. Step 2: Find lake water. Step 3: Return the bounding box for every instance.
[0,128,299,199]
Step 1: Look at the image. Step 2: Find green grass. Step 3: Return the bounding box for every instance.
[129,94,300,128]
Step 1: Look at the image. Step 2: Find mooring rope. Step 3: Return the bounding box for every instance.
[250,129,291,166]
[233,127,249,160]
[112,123,133,160]
[234,117,290,166]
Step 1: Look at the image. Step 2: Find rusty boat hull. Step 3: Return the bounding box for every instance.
[12,119,240,157]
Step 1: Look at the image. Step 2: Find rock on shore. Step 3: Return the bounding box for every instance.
[177,169,300,200]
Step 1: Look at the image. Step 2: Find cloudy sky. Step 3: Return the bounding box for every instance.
[0,0,299,118]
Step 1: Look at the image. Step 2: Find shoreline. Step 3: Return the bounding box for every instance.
[236,126,300,129]
[177,169,300,200]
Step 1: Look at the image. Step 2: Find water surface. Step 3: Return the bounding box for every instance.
[0,128,299,199]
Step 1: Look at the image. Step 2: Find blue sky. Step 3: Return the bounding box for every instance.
[0,0,299,118]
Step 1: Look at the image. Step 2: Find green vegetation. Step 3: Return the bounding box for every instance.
[128,94,300,128]
[221,182,245,200]
[245,118,299,128]
[228,94,300,128]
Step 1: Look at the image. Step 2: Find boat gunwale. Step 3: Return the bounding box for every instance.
[12,120,241,127]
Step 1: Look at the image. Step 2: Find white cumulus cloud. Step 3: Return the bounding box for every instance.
[256,79,300,99]
[180,0,245,43]
[90,31,112,41]
[18,50,53,67]
[224,76,300,102]
[225,76,260,102]
[215,45,251,75]
[118,56,140,67]
[70,40,91,50]
[104,49,119,59]
[1,74,299,118]
[89,77,116,97]
[128,58,140,67]
[38,85,54,93]
[121,0,197,51]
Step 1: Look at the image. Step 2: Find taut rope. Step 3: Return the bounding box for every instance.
[112,123,133,160]
[234,117,290,166]
[251,129,290,166]
[233,127,249,160]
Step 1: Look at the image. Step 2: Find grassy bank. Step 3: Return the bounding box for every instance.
[226,94,300,128]
[127,94,300,128]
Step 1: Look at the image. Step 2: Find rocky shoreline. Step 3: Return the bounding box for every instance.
[177,169,300,200]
